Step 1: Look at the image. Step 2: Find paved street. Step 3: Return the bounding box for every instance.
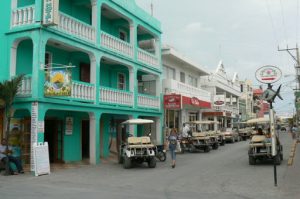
[1,132,299,199]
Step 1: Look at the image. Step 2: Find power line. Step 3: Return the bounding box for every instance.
[279,0,288,45]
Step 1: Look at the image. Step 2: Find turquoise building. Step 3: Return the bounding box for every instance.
[0,0,163,170]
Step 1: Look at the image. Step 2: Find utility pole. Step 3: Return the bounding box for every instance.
[278,45,300,124]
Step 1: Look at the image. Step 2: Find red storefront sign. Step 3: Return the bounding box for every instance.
[182,96,211,109]
[164,94,181,109]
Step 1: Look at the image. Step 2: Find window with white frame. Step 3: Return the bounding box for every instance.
[45,52,52,68]
[164,66,175,80]
[118,73,126,90]
[180,72,185,83]
[188,75,197,87]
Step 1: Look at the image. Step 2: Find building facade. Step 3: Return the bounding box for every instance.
[0,0,163,170]
[200,61,241,130]
[162,46,211,133]
[239,79,255,121]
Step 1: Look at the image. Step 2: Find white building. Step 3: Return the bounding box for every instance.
[162,46,211,132]
[239,79,255,121]
[200,61,242,130]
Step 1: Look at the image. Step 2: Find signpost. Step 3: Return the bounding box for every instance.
[255,65,283,187]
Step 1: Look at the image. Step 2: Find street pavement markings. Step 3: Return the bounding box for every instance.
[288,140,298,166]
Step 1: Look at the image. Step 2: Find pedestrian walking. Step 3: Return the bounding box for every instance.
[168,128,178,168]
[292,125,298,140]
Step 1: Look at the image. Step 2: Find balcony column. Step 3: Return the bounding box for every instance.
[91,0,100,45]
[89,111,101,164]
[154,37,161,66]
[35,0,43,23]
[156,75,161,110]
[129,67,137,108]
[90,53,100,104]
[32,32,46,98]
[129,23,137,59]
[129,115,138,136]
[11,0,17,9]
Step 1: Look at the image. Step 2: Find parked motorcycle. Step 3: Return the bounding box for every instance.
[155,145,166,162]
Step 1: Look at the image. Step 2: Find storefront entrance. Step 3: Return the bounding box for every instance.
[44,119,63,163]
[81,120,90,159]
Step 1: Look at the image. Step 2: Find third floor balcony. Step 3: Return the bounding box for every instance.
[10,0,161,70]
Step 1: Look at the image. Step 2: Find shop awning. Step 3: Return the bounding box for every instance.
[164,94,211,109]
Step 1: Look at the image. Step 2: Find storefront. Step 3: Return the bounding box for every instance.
[164,94,211,133]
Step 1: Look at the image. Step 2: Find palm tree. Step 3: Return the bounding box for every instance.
[0,74,24,175]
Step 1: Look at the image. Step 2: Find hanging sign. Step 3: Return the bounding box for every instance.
[164,94,181,109]
[255,65,282,84]
[31,102,38,171]
[213,95,225,106]
[44,69,72,96]
[65,117,73,135]
[43,0,59,26]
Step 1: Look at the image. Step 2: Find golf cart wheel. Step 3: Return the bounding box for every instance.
[204,146,210,153]
[249,156,256,165]
[180,144,185,154]
[123,156,132,169]
[148,157,156,168]
[280,153,283,161]
[212,143,219,150]
[275,154,281,165]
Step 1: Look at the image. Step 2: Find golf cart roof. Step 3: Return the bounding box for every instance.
[186,120,219,124]
[246,118,269,124]
[121,119,154,125]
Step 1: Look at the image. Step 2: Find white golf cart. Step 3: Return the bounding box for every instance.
[246,118,283,165]
[118,119,157,169]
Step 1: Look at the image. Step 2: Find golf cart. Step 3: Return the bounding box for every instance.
[236,122,252,141]
[223,128,240,143]
[179,121,211,153]
[195,120,222,149]
[246,118,283,165]
[118,119,157,169]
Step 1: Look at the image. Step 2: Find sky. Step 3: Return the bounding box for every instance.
[136,0,299,117]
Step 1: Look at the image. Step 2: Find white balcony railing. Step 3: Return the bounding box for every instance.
[56,12,95,41]
[137,48,159,68]
[101,31,134,58]
[72,81,95,101]
[11,6,35,28]
[100,86,133,106]
[137,94,160,109]
[17,75,32,97]
[163,79,211,103]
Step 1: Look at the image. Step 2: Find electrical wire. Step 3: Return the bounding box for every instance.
[279,0,288,45]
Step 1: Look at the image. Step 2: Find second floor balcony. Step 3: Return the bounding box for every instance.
[163,78,211,103]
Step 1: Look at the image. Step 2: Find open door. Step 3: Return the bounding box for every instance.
[44,119,63,163]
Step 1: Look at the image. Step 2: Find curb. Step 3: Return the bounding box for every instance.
[288,140,298,166]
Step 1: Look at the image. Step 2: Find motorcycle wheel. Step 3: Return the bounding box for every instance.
[157,151,166,162]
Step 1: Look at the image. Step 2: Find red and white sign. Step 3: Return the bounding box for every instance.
[255,65,282,84]
[182,96,211,109]
[164,94,181,109]
[213,95,225,106]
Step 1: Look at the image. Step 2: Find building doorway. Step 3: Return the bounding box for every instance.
[81,120,90,159]
[44,119,63,163]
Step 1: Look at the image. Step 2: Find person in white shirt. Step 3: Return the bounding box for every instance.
[0,139,24,174]
[182,123,190,138]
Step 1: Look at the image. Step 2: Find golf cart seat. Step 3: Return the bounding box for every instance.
[127,136,155,148]
[192,132,206,137]
[251,135,266,143]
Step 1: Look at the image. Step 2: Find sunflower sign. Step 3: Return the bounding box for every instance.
[44,69,72,96]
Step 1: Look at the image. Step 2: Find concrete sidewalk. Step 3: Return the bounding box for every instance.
[281,141,300,198]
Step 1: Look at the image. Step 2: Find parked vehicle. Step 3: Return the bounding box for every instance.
[223,128,240,143]
[238,127,252,141]
[155,145,166,162]
[248,134,283,165]
[118,119,157,169]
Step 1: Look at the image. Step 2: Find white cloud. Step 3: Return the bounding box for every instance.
[183,22,214,35]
